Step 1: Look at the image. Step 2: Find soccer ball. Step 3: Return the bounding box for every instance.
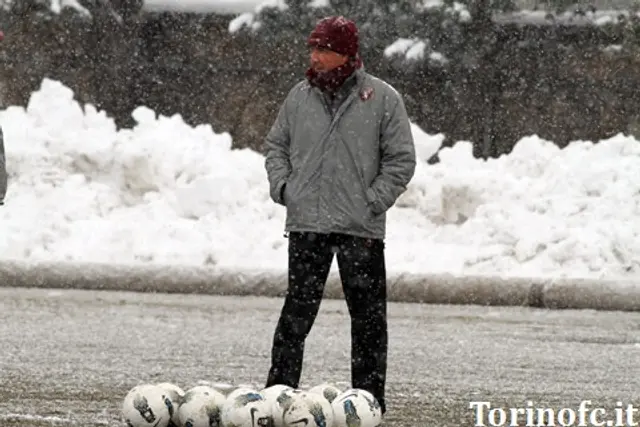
[224,387,260,403]
[177,385,226,427]
[157,383,185,399]
[156,383,185,427]
[221,388,273,427]
[332,389,382,427]
[308,383,342,403]
[281,390,334,427]
[260,385,295,427]
[210,382,237,396]
[261,384,293,402]
[122,384,174,427]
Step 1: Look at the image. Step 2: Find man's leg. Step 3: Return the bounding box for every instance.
[265,232,334,388]
[335,234,388,415]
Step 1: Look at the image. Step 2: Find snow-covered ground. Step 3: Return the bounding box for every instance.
[6,287,639,427]
[1,78,639,280]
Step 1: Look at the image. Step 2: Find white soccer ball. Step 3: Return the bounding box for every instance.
[122,384,173,427]
[261,384,293,402]
[224,387,260,403]
[157,383,185,398]
[210,382,237,396]
[261,385,295,427]
[156,383,185,427]
[177,385,226,427]
[332,389,383,427]
[308,383,342,403]
[221,388,273,427]
[282,390,334,427]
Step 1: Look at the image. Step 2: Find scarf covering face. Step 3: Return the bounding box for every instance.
[306,55,363,93]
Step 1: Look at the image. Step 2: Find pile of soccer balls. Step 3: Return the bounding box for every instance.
[121,381,383,427]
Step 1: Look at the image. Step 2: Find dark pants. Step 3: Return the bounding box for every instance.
[265,231,388,414]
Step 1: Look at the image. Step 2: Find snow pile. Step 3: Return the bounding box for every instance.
[228,0,288,33]
[418,0,471,21]
[50,0,90,16]
[0,0,90,15]
[2,78,640,280]
[307,0,329,8]
[143,0,267,14]
[398,136,640,278]
[0,79,272,267]
[383,38,449,65]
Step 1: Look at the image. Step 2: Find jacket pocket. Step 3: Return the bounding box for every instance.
[282,181,291,206]
[283,168,299,205]
[283,170,312,215]
[365,187,385,216]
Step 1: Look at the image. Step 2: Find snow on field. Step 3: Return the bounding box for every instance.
[1,78,640,280]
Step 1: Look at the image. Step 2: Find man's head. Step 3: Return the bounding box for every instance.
[307,16,359,73]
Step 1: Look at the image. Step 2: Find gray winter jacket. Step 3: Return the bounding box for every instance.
[264,67,416,239]
[0,127,6,205]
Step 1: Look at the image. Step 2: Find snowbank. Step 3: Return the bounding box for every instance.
[1,78,639,281]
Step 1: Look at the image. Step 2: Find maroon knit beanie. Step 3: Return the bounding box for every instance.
[307,16,359,57]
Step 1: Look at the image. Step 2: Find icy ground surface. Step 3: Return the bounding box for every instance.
[2,288,640,426]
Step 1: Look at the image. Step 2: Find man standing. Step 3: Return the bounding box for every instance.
[263,16,416,416]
